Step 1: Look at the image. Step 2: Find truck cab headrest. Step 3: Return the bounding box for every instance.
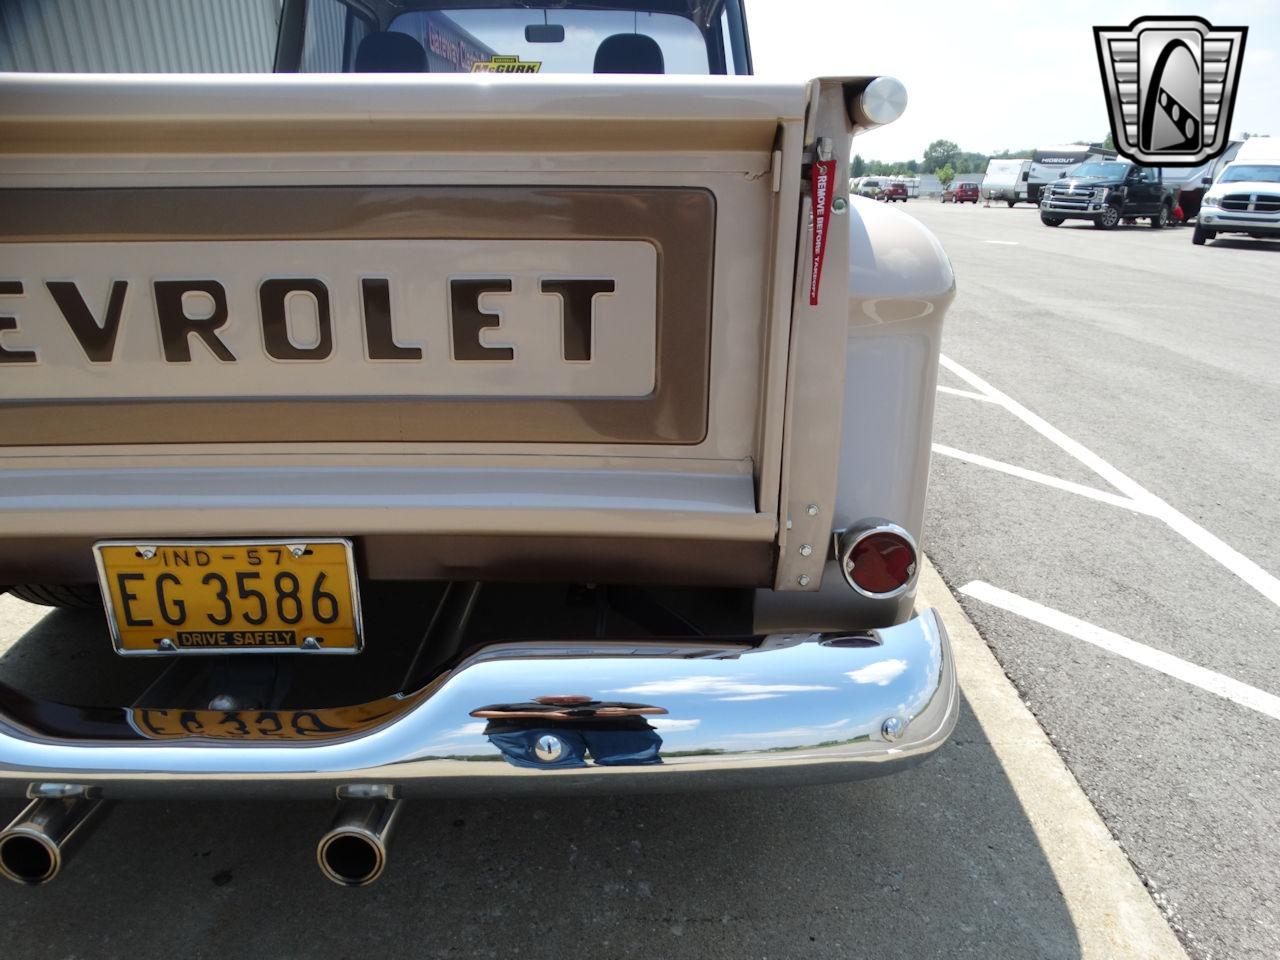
[354,32,428,73]
[593,34,665,74]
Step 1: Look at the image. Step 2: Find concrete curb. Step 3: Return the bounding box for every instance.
[918,556,1190,960]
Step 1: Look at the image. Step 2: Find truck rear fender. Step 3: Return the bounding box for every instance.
[757,190,955,632]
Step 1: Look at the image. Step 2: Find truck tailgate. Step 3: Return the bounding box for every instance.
[0,74,812,584]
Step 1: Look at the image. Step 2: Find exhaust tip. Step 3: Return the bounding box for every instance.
[0,832,59,885]
[0,797,107,885]
[317,831,386,887]
[316,795,401,886]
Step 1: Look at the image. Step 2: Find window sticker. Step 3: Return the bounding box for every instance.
[471,55,542,74]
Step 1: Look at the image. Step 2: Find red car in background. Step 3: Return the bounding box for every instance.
[881,182,909,202]
[942,181,980,203]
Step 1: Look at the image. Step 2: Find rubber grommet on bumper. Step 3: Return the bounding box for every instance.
[0,610,958,798]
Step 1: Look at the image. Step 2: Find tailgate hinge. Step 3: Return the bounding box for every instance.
[798,138,834,194]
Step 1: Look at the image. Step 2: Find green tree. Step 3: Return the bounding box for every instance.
[1102,131,1115,152]
[922,139,960,173]
[937,162,955,190]
[989,148,1035,160]
[851,153,866,177]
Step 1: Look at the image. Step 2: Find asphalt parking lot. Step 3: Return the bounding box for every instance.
[1,198,1275,960]
[912,199,1280,960]
[0,569,1183,960]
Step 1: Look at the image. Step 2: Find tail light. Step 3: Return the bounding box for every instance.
[836,523,919,599]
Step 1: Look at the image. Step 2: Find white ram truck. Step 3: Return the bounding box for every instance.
[0,0,956,886]
[1194,136,1280,245]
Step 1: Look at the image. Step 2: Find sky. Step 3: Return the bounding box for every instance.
[748,0,1280,163]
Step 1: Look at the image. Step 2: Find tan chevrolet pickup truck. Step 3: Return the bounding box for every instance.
[0,0,956,886]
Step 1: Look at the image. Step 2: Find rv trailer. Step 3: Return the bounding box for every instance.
[981,159,1032,206]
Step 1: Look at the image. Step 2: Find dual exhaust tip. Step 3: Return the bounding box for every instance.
[0,797,107,886]
[316,798,402,887]
[1,795,402,887]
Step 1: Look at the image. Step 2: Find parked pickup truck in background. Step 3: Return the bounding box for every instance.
[1195,137,1280,246]
[0,0,956,887]
[1039,160,1177,229]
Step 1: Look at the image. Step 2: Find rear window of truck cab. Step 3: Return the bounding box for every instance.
[293,0,753,75]
[0,0,752,75]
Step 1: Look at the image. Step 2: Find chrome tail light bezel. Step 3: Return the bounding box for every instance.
[835,522,920,600]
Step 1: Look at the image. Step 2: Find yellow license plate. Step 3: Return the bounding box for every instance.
[94,539,362,656]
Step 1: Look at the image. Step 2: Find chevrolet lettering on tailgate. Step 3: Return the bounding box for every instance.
[0,240,657,399]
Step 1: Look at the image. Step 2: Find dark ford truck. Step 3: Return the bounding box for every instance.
[1039,161,1177,229]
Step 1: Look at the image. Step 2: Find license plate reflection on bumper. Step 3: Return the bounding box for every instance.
[93,539,362,656]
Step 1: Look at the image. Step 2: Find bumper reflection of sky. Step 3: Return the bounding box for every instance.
[418,634,941,759]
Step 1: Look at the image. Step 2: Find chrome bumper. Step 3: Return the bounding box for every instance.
[1040,200,1104,218]
[0,610,957,799]
[1199,212,1280,233]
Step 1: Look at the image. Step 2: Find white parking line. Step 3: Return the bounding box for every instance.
[939,355,1280,611]
[983,240,1021,245]
[918,562,1192,960]
[936,385,997,402]
[960,581,1280,722]
[932,444,1154,514]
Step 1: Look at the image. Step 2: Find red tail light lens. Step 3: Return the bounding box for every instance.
[838,524,918,598]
